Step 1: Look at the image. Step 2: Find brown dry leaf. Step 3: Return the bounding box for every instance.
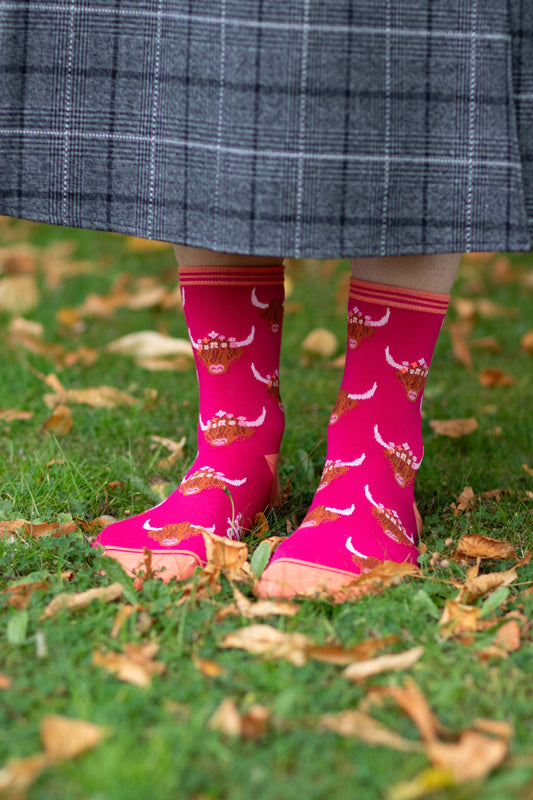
[375,678,442,744]
[301,328,338,358]
[479,367,516,387]
[0,274,39,313]
[106,331,193,359]
[439,600,483,639]
[135,356,192,371]
[522,330,533,355]
[453,534,517,560]
[203,530,248,572]
[471,336,502,353]
[43,385,138,409]
[342,646,424,681]
[306,635,399,666]
[220,585,299,620]
[207,699,242,737]
[477,619,522,661]
[176,563,222,605]
[192,654,227,678]
[92,642,165,688]
[110,604,142,639]
[523,464,533,478]
[41,715,106,760]
[41,404,73,436]
[4,579,50,610]
[451,297,476,320]
[42,582,123,619]
[0,673,12,689]
[448,321,473,369]
[253,511,270,538]
[0,752,50,800]
[0,519,28,537]
[220,624,310,666]
[23,520,78,539]
[450,486,476,515]
[427,730,508,783]
[429,418,478,438]
[352,560,422,590]
[477,298,518,319]
[151,435,186,469]
[319,710,422,752]
[473,718,514,739]
[457,565,519,604]
[0,409,33,422]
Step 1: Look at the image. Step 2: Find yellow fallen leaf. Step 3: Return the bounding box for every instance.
[44,386,138,409]
[135,356,192,371]
[220,585,299,620]
[41,715,106,760]
[41,404,73,436]
[439,600,483,639]
[4,579,50,610]
[450,486,476,515]
[42,583,123,618]
[457,565,518,603]
[448,321,473,369]
[319,710,422,752]
[0,519,28,536]
[0,409,33,422]
[0,274,39,313]
[301,328,338,357]
[523,464,533,478]
[522,330,533,355]
[429,418,478,438]
[373,678,443,744]
[151,435,186,469]
[23,520,78,539]
[207,699,271,740]
[202,531,249,573]
[342,646,424,681]
[453,534,517,560]
[0,673,12,689]
[0,753,50,799]
[388,767,455,800]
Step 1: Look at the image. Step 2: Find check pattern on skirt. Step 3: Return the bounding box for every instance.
[0,0,532,257]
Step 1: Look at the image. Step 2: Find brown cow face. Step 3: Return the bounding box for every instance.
[395,362,429,401]
[347,309,377,350]
[329,390,359,424]
[370,506,413,547]
[382,444,417,487]
[179,467,226,495]
[196,336,244,374]
[260,298,283,333]
[147,521,201,546]
[203,412,255,447]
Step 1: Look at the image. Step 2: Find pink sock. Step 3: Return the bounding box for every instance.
[258,278,449,600]
[95,265,285,580]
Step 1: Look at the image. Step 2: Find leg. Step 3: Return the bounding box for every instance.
[95,247,285,581]
[258,253,461,601]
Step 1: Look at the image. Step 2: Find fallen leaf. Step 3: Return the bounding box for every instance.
[319,710,422,752]
[457,565,519,603]
[150,435,186,469]
[23,520,78,539]
[110,604,142,639]
[522,330,533,355]
[203,531,249,573]
[4,579,50,610]
[342,646,425,681]
[0,519,28,536]
[352,560,422,590]
[42,583,123,618]
[477,619,522,661]
[106,331,193,359]
[0,274,39,313]
[207,699,243,737]
[220,624,310,666]
[453,534,517,560]
[479,367,516,387]
[40,715,106,760]
[0,753,50,800]
[450,486,476,515]
[218,586,299,620]
[207,699,270,740]
[92,642,165,687]
[471,336,502,353]
[388,767,455,800]
[439,600,483,639]
[41,404,73,436]
[448,321,473,369]
[374,678,443,744]
[427,730,508,783]
[429,418,478,437]
[473,718,514,739]
[523,464,533,478]
[0,673,12,689]
[135,356,192,371]
[476,298,518,319]
[192,655,227,678]
[0,409,33,422]
[306,635,399,666]
[43,385,138,409]
[301,328,338,357]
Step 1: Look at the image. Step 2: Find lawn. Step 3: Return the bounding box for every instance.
[1,215,533,800]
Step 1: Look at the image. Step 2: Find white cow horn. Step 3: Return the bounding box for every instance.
[384,346,404,370]
[345,537,367,558]
[233,326,255,348]
[251,287,268,309]
[325,504,355,516]
[223,476,247,486]
[242,406,266,427]
[342,453,366,467]
[364,483,380,509]
[199,413,209,431]
[347,382,377,401]
[367,308,391,327]
[188,328,200,350]
[251,362,268,384]
[193,523,216,534]
[373,424,389,449]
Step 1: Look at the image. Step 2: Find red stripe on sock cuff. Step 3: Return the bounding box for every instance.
[178,265,285,287]
[349,278,449,314]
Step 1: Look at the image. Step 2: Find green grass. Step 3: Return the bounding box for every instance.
[1,217,533,799]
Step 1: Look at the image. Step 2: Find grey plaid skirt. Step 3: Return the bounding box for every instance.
[0,0,532,258]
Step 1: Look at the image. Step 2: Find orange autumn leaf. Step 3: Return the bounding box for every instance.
[0,409,33,422]
[4,579,50,610]
[521,330,533,355]
[301,328,338,358]
[448,321,473,369]
[23,520,78,539]
[427,730,508,783]
[319,710,422,752]
[456,565,519,604]
[192,655,227,678]
[217,585,300,621]
[439,600,484,639]
[42,583,123,619]
[342,646,425,681]
[0,673,12,690]
[92,642,165,688]
[429,418,478,437]
[41,404,73,436]
[478,368,516,387]
[450,486,476,515]
[202,530,249,573]
[40,715,107,760]
[208,699,271,740]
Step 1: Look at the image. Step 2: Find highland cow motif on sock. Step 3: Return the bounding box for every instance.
[191,328,255,374]
[329,382,377,424]
[94,265,285,582]
[251,287,284,333]
[385,346,429,401]
[258,278,450,600]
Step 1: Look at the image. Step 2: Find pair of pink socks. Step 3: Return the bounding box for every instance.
[95,265,449,599]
